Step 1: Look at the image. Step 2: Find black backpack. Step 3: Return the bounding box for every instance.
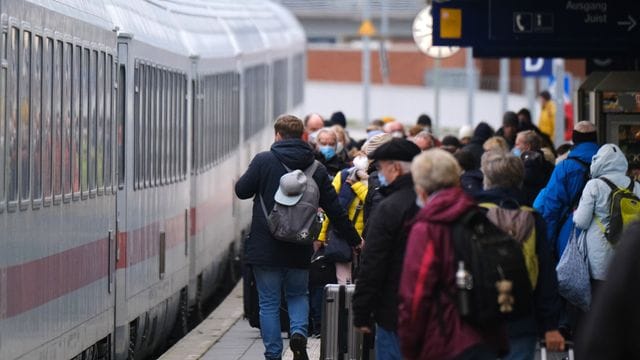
[451,208,534,326]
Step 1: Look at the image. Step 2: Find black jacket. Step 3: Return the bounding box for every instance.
[353,174,419,331]
[235,139,360,269]
[461,169,484,198]
[521,150,554,206]
[462,123,494,170]
[475,187,562,337]
[577,221,640,359]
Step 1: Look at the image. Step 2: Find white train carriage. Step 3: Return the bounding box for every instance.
[0,0,306,359]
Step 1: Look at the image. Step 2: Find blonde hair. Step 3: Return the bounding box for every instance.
[481,150,524,190]
[331,124,348,145]
[411,149,461,194]
[483,136,509,152]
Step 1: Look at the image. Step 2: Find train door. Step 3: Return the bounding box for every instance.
[113,36,130,360]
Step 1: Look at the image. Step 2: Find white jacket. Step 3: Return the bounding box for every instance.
[574,144,640,280]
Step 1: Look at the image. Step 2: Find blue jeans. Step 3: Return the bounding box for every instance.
[503,335,536,360]
[375,324,402,360]
[253,266,309,359]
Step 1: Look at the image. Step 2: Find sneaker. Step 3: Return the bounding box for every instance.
[289,333,309,360]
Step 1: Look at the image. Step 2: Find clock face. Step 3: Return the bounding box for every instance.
[412,6,460,59]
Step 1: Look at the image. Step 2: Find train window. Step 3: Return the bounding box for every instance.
[42,38,52,204]
[32,35,43,206]
[117,64,125,189]
[292,53,305,107]
[273,59,288,120]
[145,65,152,187]
[233,73,240,155]
[133,63,141,189]
[89,49,97,194]
[80,47,89,196]
[97,51,104,193]
[72,45,81,196]
[176,74,182,179]
[0,30,7,210]
[19,30,32,207]
[169,72,176,182]
[6,27,18,209]
[152,66,158,187]
[104,54,112,190]
[52,40,63,202]
[62,42,72,200]
[205,76,211,168]
[158,68,164,184]
[162,69,168,183]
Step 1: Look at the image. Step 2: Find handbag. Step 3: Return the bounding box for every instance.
[324,201,362,263]
[556,227,591,312]
[309,246,337,286]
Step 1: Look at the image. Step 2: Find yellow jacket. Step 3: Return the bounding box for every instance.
[318,173,368,242]
[538,101,556,140]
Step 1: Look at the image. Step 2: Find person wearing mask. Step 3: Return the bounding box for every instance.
[458,125,473,146]
[235,115,360,360]
[410,130,434,151]
[315,128,348,178]
[462,122,495,170]
[416,113,432,132]
[383,121,406,139]
[352,139,421,360]
[398,149,507,360]
[496,111,520,149]
[538,91,556,140]
[330,125,351,163]
[536,121,599,260]
[360,133,393,236]
[330,111,357,150]
[304,113,325,145]
[573,144,640,288]
[455,150,483,198]
[476,151,565,360]
[514,130,555,206]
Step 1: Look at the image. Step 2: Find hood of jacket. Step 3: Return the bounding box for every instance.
[271,139,316,170]
[470,122,494,145]
[567,141,599,163]
[416,186,475,223]
[475,186,527,208]
[590,143,628,178]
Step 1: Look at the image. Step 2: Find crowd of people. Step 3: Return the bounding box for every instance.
[236,103,640,360]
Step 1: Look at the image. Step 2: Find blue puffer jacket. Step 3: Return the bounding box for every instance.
[235,139,360,269]
[535,141,599,260]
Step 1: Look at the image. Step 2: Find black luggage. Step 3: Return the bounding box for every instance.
[242,263,290,333]
[321,284,374,360]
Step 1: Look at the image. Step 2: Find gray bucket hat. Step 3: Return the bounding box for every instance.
[274,170,308,206]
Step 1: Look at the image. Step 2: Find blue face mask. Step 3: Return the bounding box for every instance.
[377,172,388,187]
[319,146,336,161]
[512,147,522,157]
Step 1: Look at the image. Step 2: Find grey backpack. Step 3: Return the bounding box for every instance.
[259,161,323,245]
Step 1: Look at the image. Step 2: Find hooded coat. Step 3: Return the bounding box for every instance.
[398,187,506,360]
[573,144,640,280]
[462,123,494,170]
[535,141,599,260]
[235,139,360,269]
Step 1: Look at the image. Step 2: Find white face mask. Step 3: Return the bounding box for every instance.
[353,155,369,171]
[336,141,345,154]
[391,130,404,139]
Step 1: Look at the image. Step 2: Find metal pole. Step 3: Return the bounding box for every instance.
[554,59,566,146]
[526,77,536,115]
[499,58,509,115]
[380,0,389,84]
[434,57,441,135]
[466,48,474,127]
[362,0,371,126]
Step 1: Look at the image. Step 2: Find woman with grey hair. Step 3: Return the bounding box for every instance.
[398,149,505,360]
[476,150,565,360]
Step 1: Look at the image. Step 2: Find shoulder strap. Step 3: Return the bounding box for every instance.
[259,194,270,219]
[567,156,589,169]
[628,176,635,192]
[598,176,619,192]
[351,201,363,224]
[303,160,320,179]
[478,202,498,209]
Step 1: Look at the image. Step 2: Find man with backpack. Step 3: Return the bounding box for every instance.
[535,121,599,260]
[235,115,361,360]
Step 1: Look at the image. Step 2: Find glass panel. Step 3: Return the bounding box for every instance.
[6,28,18,205]
[89,50,96,192]
[96,51,104,191]
[52,40,62,198]
[72,46,80,194]
[144,65,150,187]
[81,48,88,193]
[133,63,140,189]
[42,38,52,201]
[0,31,6,207]
[31,35,42,202]
[104,54,112,189]
[19,31,31,203]
[62,42,71,197]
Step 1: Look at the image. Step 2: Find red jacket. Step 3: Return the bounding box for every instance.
[398,187,505,360]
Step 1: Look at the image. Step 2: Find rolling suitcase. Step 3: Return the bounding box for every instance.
[540,340,574,360]
[321,284,374,360]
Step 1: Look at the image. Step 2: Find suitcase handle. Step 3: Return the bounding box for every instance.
[539,340,575,360]
[337,285,349,356]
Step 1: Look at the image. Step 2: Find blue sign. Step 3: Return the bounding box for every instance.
[521,58,553,77]
[432,0,640,57]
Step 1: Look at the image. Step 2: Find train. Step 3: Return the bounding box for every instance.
[0,0,305,359]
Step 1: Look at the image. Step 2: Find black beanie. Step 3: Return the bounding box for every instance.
[572,129,597,144]
[330,111,347,128]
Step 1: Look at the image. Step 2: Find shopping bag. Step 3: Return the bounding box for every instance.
[556,227,591,312]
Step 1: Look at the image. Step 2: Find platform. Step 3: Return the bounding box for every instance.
[159,282,321,360]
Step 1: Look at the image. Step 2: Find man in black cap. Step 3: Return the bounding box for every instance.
[352,138,421,360]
